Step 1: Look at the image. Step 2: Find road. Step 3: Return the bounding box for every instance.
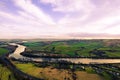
[9,43,120,64]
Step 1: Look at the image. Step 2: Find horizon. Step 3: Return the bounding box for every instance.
[0,0,120,39]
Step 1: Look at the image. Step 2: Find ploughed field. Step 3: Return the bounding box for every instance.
[23,39,120,58]
[13,61,104,80]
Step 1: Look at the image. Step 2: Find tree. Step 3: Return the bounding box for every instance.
[51,47,55,53]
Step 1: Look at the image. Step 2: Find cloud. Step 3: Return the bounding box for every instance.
[51,0,120,35]
[0,0,120,39]
[40,0,94,13]
[13,0,55,24]
[0,0,58,39]
[67,33,120,39]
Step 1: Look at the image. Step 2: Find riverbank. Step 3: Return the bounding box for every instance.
[9,43,120,64]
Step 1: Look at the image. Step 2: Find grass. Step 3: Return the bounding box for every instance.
[85,67,96,73]
[14,62,104,80]
[0,64,16,80]
[23,40,120,57]
[100,71,112,80]
[0,48,9,56]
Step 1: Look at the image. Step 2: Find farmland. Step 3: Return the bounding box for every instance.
[13,61,104,80]
[0,48,9,56]
[0,64,16,80]
[0,39,120,80]
[23,40,120,58]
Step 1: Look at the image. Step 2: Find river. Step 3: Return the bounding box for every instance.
[9,43,120,64]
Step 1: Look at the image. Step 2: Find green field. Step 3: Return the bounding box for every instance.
[23,40,120,57]
[0,48,9,56]
[0,40,119,80]
[0,64,16,80]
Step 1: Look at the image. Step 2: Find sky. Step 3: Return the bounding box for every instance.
[0,0,120,39]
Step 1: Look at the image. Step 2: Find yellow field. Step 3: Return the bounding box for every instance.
[14,62,104,80]
[0,64,16,80]
[75,71,103,80]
